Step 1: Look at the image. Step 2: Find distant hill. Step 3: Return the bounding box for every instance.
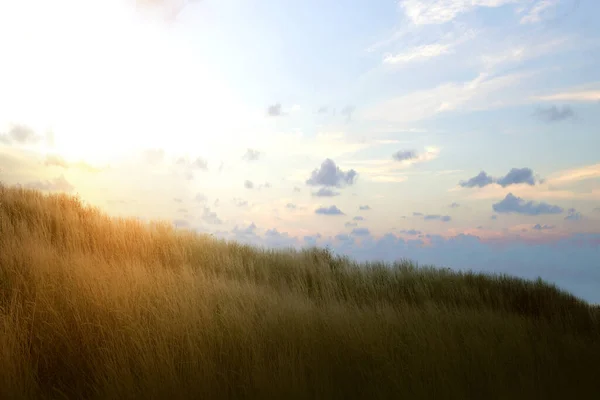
[1,183,599,399]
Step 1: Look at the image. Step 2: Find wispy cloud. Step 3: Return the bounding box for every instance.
[519,0,559,24]
[548,163,600,185]
[533,85,600,103]
[382,28,476,66]
[383,43,453,65]
[401,0,519,25]
[361,71,535,123]
[343,147,440,183]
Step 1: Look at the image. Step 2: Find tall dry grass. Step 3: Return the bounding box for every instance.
[1,183,599,399]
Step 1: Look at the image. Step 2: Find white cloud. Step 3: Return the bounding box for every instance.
[342,147,441,183]
[547,164,600,185]
[480,36,569,71]
[533,90,600,103]
[383,43,453,65]
[401,0,519,25]
[361,70,535,123]
[519,0,559,24]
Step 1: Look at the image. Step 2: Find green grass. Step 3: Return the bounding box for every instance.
[1,183,599,399]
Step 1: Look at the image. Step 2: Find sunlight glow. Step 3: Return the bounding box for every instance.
[0,0,250,165]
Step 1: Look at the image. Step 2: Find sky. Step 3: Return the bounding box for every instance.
[1,0,599,302]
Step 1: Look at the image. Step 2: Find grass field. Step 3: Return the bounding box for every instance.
[1,184,599,399]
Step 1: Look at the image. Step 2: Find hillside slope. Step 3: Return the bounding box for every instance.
[1,184,599,399]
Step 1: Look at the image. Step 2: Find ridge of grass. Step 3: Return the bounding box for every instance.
[1,184,599,399]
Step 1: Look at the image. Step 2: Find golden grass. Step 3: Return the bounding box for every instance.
[1,183,599,399]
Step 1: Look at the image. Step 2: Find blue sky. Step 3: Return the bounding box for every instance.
[1,0,599,302]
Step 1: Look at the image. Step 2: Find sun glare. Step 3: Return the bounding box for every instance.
[1,0,252,165]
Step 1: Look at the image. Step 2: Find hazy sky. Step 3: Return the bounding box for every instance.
[1,0,599,302]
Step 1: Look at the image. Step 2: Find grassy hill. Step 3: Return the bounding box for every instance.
[1,183,599,399]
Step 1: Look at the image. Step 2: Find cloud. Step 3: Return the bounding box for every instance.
[293,186,301,192]
[350,228,371,237]
[263,228,299,249]
[242,148,261,161]
[343,147,440,183]
[173,198,183,203]
[548,164,600,185]
[303,234,322,247]
[201,207,222,225]
[244,180,254,189]
[534,105,575,122]
[267,103,283,117]
[460,168,539,188]
[177,208,188,213]
[44,154,70,168]
[495,168,537,187]
[258,182,272,190]
[565,208,582,221]
[361,71,534,123]
[234,222,257,236]
[24,175,74,192]
[532,224,555,230]
[519,0,559,24]
[383,43,453,65]
[459,171,495,188]
[392,150,418,162]
[345,222,358,228]
[490,215,498,220]
[423,214,452,222]
[413,212,424,216]
[317,106,329,114]
[381,27,476,66]
[335,234,352,242]
[44,154,101,172]
[400,229,422,235]
[285,203,297,210]
[400,0,518,25]
[448,202,460,208]
[533,89,600,103]
[353,216,365,221]
[492,193,564,215]
[359,205,371,211]
[306,159,358,188]
[0,124,40,145]
[312,187,340,197]
[315,205,345,216]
